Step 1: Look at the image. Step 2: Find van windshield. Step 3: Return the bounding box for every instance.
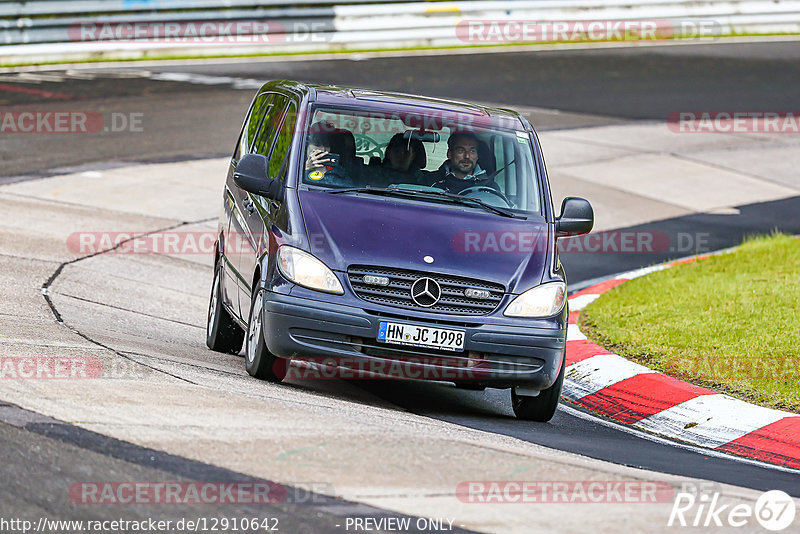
[301,106,542,215]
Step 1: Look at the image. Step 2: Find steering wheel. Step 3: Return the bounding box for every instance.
[457,186,514,208]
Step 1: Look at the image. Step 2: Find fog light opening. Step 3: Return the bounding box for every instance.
[466,351,486,367]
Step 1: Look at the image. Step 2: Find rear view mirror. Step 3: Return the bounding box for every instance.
[555,197,593,237]
[403,130,440,143]
[233,153,284,200]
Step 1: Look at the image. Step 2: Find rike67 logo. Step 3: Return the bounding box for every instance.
[669,489,796,531]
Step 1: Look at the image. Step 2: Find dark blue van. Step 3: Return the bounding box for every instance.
[206,81,593,421]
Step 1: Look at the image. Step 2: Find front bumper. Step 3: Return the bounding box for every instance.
[262,292,566,389]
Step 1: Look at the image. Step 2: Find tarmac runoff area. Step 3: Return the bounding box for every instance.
[1,120,799,532]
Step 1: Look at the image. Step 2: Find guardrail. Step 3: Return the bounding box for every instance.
[2,0,800,63]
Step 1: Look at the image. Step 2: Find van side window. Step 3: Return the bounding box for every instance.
[253,95,290,158]
[235,93,272,160]
[268,103,297,181]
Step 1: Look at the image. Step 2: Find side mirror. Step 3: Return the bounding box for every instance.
[555,197,593,237]
[233,153,283,201]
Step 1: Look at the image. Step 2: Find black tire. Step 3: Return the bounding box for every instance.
[511,349,566,422]
[206,264,245,354]
[244,287,287,382]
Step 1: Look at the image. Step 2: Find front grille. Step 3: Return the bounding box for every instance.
[347,265,505,316]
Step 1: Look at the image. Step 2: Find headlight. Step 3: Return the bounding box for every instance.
[277,246,344,295]
[504,282,566,318]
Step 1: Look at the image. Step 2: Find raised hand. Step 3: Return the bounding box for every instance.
[306,149,331,171]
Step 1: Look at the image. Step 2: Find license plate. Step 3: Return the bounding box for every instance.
[377,321,465,352]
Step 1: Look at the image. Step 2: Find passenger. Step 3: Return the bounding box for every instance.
[330,128,365,182]
[376,133,425,186]
[424,132,499,194]
[304,126,354,188]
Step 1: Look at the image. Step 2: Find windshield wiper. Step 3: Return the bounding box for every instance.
[326,186,525,219]
[326,186,394,195]
[410,188,525,219]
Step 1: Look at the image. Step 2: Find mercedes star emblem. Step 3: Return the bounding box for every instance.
[410,277,442,307]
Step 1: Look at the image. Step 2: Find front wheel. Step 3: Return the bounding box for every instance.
[244,287,286,382]
[206,264,244,354]
[511,350,565,422]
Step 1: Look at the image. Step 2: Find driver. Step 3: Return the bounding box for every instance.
[424,132,499,194]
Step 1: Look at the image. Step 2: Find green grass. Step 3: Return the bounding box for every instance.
[580,234,800,413]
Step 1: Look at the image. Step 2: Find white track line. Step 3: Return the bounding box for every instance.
[568,293,601,311]
[566,323,587,341]
[635,394,797,449]
[560,403,800,474]
[564,353,653,399]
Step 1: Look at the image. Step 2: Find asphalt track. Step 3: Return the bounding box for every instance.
[1,403,456,534]
[2,40,800,529]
